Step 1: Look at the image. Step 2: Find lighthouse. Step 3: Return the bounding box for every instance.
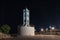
[20,8,35,36]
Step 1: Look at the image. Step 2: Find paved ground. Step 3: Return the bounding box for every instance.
[0,35,60,40]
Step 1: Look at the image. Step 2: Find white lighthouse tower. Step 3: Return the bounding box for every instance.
[20,8,35,36]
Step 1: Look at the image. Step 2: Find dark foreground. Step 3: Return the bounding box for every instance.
[0,35,60,40]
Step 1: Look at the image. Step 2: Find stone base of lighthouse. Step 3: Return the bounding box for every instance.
[20,26,35,36]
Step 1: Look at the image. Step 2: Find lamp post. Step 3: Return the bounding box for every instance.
[49,26,52,35]
[51,27,55,35]
[41,28,44,34]
[46,28,48,31]
[49,26,55,35]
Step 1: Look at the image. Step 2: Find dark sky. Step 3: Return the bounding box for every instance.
[0,0,59,33]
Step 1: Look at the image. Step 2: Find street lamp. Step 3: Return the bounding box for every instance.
[46,28,48,31]
[41,28,44,31]
[50,26,55,35]
[51,27,55,30]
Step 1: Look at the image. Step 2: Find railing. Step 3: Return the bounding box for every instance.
[35,31,60,35]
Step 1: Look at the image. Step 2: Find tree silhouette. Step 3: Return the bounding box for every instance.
[0,24,11,34]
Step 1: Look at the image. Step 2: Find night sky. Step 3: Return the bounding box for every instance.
[0,0,59,33]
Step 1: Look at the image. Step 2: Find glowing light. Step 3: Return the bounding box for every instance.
[41,28,44,31]
[46,28,48,31]
[51,27,55,30]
